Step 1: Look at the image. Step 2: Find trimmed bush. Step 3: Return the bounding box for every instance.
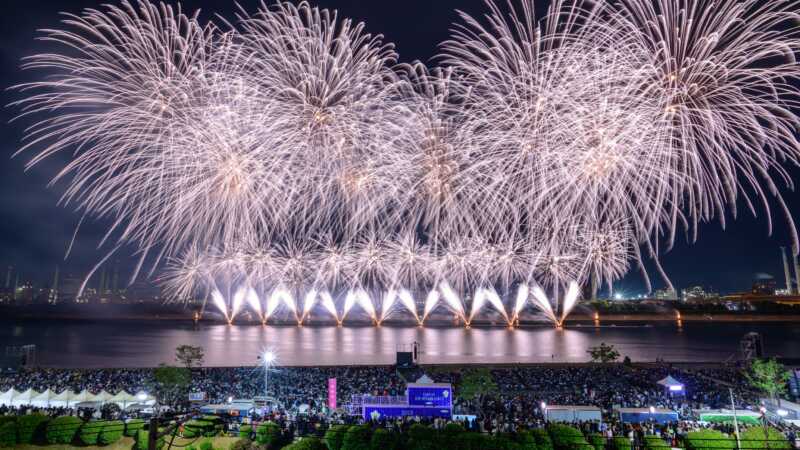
[46,415,83,445]
[644,435,670,450]
[0,421,16,448]
[588,434,605,450]
[17,413,48,444]
[612,436,632,450]
[79,420,105,445]
[342,424,372,450]
[324,425,349,450]
[256,421,283,448]
[533,428,554,450]
[739,427,791,450]
[686,430,735,450]
[494,434,525,450]
[125,418,146,437]
[548,424,591,450]
[370,428,398,450]
[136,429,164,450]
[517,431,539,450]
[286,437,329,450]
[239,424,253,439]
[199,439,214,450]
[99,420,125,445]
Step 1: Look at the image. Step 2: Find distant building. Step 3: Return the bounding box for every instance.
[681,285,719,302]
[752,278,777,296]
[654,288,678,301]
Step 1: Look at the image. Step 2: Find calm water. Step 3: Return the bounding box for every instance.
[1,320,798,368]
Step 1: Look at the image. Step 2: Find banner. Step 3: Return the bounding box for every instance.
[188,392,206,402]
[328,378,337,409]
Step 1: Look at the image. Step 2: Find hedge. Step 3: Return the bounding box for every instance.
[199,439,214,450]
[612,436,632,450]
[239,424,253,439]
[45,415,83,445]
[342,424,372,450]
[0,421,16,448]
[256,421,284,448]
[644,435,671,450]
[370,428,398,450]
[125,418,147,437]
[99,420,125,445]
[79,420,105,445]
[588,434,605,450]
[533,428,554,450]
[739,427,791,450]
[17,413,48,444]
[547,424,591,450]
[516,430,539,450]
[324,425,349,450]
[686,430,736,450]
[136,429,164,450]
[285,437,329,450]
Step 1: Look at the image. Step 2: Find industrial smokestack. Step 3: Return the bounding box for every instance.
[782,247,792,294]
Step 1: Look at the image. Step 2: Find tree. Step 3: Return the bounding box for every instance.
[587,342,620,363]
[175,345,205,368]
[457,368,498,416]
[152,364,191,410]
[746,358,791,404]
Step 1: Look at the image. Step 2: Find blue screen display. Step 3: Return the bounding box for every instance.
[407,386,452,408]
[363,405,452,420]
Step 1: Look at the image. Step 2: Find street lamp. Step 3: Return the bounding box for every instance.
[259,350,277,402]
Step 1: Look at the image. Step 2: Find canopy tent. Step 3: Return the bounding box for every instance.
[416,375,435,384]
[109,391,138,409]
[31,389,59,407]
[93,390,114,404]
[68,390,94,406]
[133,391,156,406]
[51,389,76,406]
[657,376,685,394]
[11,388,36,407]
[0,389,17,406]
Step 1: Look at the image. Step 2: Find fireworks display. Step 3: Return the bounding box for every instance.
[11,0,800,327]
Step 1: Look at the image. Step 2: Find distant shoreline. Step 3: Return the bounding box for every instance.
[3,310,800,325]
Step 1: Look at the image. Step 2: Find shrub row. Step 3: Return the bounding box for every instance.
[0,414,134,447]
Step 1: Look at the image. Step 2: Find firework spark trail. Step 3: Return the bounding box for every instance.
[13,0,800,327]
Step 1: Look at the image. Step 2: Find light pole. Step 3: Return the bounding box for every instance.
[729,389,741,450]
[261,351,276,401]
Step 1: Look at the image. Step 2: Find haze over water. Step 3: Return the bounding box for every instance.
[2,321,798,368]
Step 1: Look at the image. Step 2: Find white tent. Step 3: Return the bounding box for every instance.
[94,390,114,404]
[109,391,138,409]
[11,388,36,407]
[0,389,15,406]
[657,375,685,394]
[31,389,59,407]
[133,391,156,406]
[68,390,93,406]
[51,389,76,406]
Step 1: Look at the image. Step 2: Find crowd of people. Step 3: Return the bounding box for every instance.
[0,363,761,418]
[1,362,798,448]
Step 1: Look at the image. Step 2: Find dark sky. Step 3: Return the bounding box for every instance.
[0,0,798,295]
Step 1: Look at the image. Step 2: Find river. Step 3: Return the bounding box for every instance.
[1,320,798,368]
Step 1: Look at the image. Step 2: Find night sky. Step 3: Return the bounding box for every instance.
[0,0,798,295]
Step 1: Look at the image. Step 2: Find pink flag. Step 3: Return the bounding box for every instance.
[328,378,337,409]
